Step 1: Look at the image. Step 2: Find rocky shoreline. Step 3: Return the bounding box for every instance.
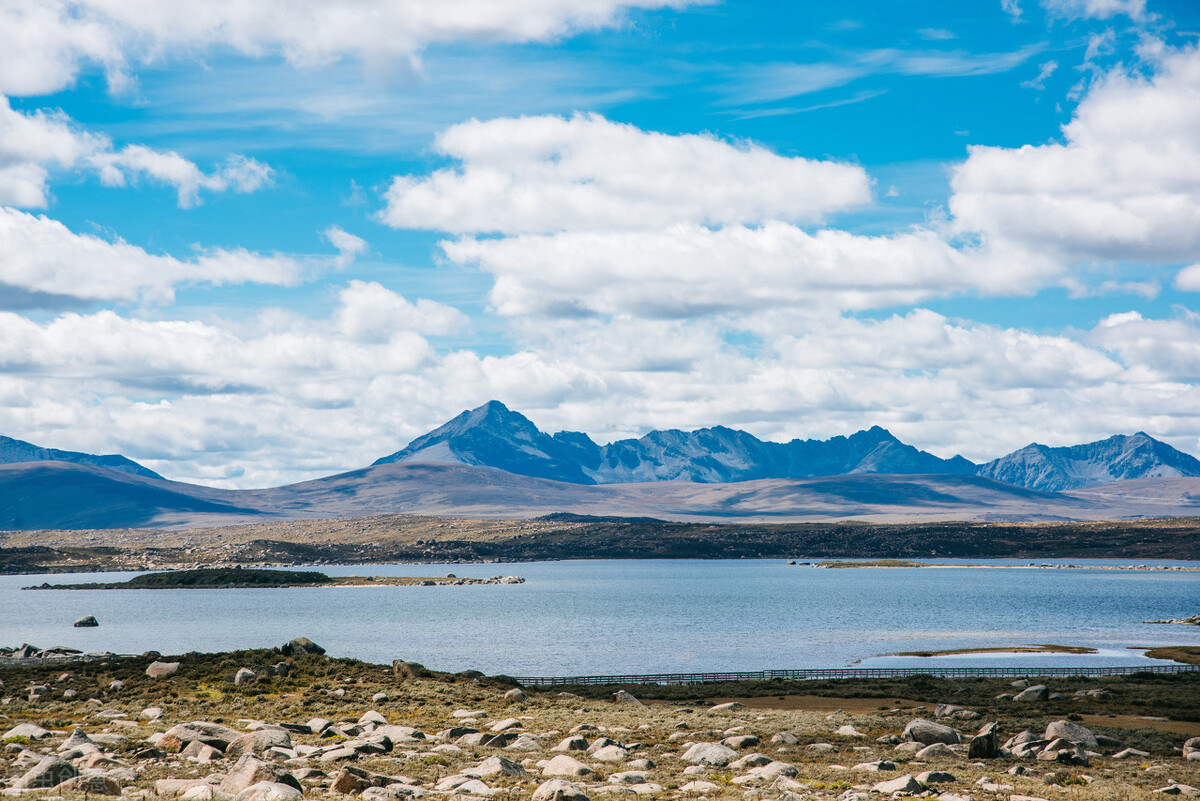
[1,641,1199,801]
[1145,617,1200,626]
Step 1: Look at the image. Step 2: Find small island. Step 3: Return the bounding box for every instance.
[23,567,524,590]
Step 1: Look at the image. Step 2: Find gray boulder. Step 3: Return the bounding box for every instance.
[227,729,293,759]
[542,755,595,777]
[533,779,589,801]
[468,756,528,778]
[74,615,99,627]
[281,636,325,656]
[13,756,79,789]
[613,690,643,705]
[1013,685,1049,702]
[902,718,960,745]
[681,742,738,766]
[146,660,182,678]
[1044,720,1098,748]
[234,668,256,686]
[219,755,300,795]
[873,774,922,794]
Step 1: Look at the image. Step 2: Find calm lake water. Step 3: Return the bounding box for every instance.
[2,559,1199,676]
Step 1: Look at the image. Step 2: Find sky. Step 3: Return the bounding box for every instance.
[3,0,1200,488]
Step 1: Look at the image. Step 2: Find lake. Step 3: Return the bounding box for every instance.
[2,559,1198,676]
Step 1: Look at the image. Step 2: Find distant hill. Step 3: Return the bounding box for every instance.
[0,434,161,479]
[374,401,1200,492]
[976,433,1200,491]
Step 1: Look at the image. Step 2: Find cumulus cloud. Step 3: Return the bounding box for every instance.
[0,208,357,305]
[443,223,1054,318]
[0,0,700,96]
[0,95,273,208]
[380,113,872,234]
[7,294,1200,487]
[950,42,1200,265]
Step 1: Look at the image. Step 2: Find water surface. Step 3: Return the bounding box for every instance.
[2,559,1197,676]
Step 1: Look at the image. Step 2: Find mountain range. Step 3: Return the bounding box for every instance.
[2,401,1200,530]
[373,401,1200,492]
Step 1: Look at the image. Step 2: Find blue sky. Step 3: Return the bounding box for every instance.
[2,0,1200,487]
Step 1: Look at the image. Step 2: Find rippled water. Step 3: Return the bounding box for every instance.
[3,559,1198,676]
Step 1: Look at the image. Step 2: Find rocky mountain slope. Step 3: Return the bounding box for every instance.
[976,433,1200,491]
[375,401,1200,492]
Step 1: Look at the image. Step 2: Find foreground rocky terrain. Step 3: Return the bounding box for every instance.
[2,642,1199,801]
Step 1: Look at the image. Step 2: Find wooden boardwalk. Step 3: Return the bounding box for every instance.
[513,664,1200,687]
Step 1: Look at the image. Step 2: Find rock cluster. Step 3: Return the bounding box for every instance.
[0,651,1196,801]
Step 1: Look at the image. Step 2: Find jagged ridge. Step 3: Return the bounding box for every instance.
[374,401,1200,492]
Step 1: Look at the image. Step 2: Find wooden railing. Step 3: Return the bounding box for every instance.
[512,664,1200,687]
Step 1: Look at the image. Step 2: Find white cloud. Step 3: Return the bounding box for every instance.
[443,222,1054,318]
[736,44,1043,105]
[1175,264,1200,291]
[1021,60,1058,89]
[1040,0,1146,21]
[379,113,872,234]
[1001,0,1023,21]
[323,225,368,269]
[0,207,353,304]
[0,95,273,208]
[6,295,1200,487]
[335,279,467,342]
[950,43,1200,264]
[0,0,701,97]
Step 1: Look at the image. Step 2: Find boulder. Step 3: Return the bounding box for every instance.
[903,719,960,745]
[504,688,527,702]
[771,732,799,745]
[4,722,51,740]
[722,734,760,749]
[219,754,301,795]
[1044,721,1098,748]
[533,779,590,801]
[1183,737,1200,758]
[58,726,95,752]
[916,772,956,784]
[916,743,957,759]
[490,717,521,732]
[182,741,224,763]
[235,781,303,801]
[542,755,596,777]
[874,775,923,794]
[468,756,528,778]
[613,690,643,705]
[227,729,293,758]
[56,775,122,795]
[554,735,589,752]
[162,722,243,752]
[146,660,182,678]
[708,702,745,713]
[74,615,99,627]
[12,755,79,789]
[968,726,998,760]
[1013,685,1049,702]
[682,742,738,766]
[1113,747,1150,759]
[281,637,325,656]
[234,668,256,686]
[592,744,630,762]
